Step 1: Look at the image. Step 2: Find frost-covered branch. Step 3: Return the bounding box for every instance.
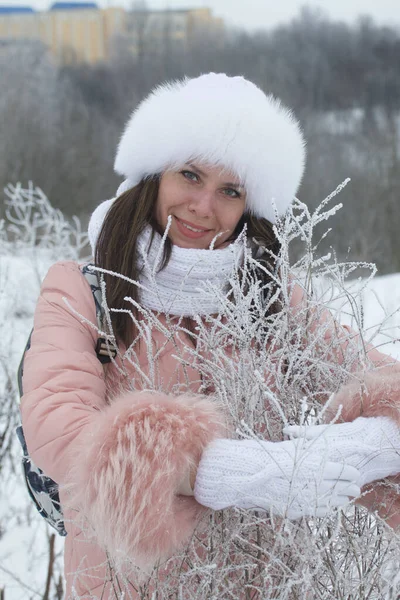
[3,183,88,261]
[66,185,400,598]
[1,183,400,598]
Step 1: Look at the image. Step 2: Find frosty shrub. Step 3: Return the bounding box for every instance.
[63,181,400,599]
[0,184,88,600]
[0,181,89,428]
[1,182,399,599]
[2,182,88,261]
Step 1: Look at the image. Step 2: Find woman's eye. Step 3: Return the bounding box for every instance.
[181,170,199,182]
[224,188,241,198]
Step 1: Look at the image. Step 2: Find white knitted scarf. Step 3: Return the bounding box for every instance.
[136,225,244,316]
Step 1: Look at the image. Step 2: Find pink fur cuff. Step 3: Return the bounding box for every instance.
[64,391,226,570]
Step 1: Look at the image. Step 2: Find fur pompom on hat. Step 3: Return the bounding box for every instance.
[114,72,306,223]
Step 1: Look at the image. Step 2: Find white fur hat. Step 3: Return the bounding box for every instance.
[114,72,306,224]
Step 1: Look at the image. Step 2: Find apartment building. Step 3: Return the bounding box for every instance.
[0,3,224,64]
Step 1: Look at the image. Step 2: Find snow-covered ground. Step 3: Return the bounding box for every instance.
[0,252,65,600]
[0,249,400,598]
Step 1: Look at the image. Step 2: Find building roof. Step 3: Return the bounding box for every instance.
[131,8,208,16]
[0,6,35,13]
[49,1,98,10]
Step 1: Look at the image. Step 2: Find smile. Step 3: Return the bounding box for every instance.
[174,217,212,238]
[181,222,205,233]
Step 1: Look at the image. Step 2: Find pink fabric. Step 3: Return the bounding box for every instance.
[66,391,225,570]
[21,262,400,598]
[21,261,226,598]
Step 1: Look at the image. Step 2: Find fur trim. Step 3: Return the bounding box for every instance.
[87,197,114,257]
[114,73,306,224]
[64,391,226,571]
[327,362,400,425]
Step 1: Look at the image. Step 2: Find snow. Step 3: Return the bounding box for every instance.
[0,253,65,599]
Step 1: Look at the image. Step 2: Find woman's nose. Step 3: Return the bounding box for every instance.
[187,190,215,217]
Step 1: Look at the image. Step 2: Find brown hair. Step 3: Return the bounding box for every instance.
[95,178,281,347]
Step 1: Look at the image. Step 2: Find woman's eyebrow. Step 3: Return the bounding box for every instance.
[224,181,243,189]
[186,162,206,176]
[185,162,243,189]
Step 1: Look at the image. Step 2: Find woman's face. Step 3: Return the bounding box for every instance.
[155,163,246,249]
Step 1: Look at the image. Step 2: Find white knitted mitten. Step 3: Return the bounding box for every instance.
[284,416,400,487]
[194,438,361,519]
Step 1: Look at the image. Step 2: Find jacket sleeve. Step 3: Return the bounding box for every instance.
[21,261,226,567]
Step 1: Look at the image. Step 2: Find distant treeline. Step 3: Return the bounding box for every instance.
[1,6,400,272]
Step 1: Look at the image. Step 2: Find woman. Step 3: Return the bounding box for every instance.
[21,73,400,598]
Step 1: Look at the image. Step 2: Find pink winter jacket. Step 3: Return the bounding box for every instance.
[21,261,400,599]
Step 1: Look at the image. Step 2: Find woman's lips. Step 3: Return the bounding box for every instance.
[174,216,212,239]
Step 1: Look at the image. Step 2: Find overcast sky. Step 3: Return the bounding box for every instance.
[10,0,400,31]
